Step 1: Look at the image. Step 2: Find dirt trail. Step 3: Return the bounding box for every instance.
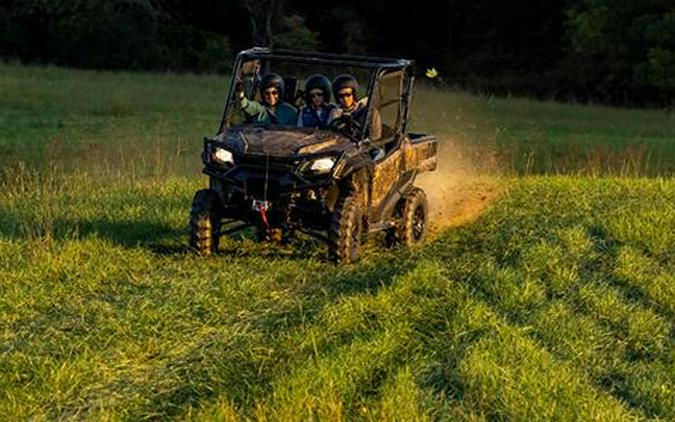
[416,137,503,232]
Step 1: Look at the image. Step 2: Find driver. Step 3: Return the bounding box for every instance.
[234,73,298,126]
[327,74,381,141]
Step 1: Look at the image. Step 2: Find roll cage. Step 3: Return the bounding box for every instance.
[219,47,416,145]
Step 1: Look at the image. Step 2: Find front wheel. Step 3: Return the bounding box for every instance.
[329,194,363,264]
[189,189,221,256]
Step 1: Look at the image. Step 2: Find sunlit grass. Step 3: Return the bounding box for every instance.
[2,172,673,420]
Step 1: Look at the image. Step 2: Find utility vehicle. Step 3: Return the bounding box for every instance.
[190,48,437,263]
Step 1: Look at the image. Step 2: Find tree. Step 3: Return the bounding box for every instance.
[565,0,675,104]
[273,14,321,50]
[239,0,286,47]
[633,10,675,102]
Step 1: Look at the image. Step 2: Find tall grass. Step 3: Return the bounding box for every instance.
[412,85,674,176]
[2,63,674,179]
[1,63,224,179]
[2,174,673,420]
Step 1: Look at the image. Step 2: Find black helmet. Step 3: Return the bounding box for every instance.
[259,73,285,97]
[332,74,359,100]
[304,74,332,102]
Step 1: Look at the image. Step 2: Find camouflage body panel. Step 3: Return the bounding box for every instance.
[371,148,403,209]
[403,135,438,173]
[212,127,352,158]
[204,129,437,232]
[368,134,437,224]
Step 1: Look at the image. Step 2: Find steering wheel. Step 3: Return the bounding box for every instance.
[328,114,362,140]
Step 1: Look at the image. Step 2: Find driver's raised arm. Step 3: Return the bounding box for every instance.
[234,80,266,118]
[239,97,266,118]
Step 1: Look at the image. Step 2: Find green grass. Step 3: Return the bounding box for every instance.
[1,63,674,420]
[2,63,674,177]
[412,84,675,176]
[0,63,222,178]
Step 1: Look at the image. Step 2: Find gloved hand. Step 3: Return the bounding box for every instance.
[234,80,246,100]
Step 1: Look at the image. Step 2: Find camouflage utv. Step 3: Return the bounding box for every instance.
[190,48,437,263]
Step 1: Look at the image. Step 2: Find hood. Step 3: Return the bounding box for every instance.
[213,127,354,157]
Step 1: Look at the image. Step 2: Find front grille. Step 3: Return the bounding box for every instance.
[224,164,304,200]
[243,177,283,199]
[234,155,297,172]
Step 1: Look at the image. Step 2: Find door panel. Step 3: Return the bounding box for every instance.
[371,148,403,211]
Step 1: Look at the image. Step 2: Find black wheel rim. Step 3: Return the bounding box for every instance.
[412,205,425,241]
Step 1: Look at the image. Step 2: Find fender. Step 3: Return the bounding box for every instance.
[331,148,374,224]
[332,147,373,180]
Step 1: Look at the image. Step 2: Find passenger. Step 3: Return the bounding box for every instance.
[297,74,336,129]
[328,74,381,141]
[234,73,298,126]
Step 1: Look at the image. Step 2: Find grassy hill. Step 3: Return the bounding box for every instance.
[1,64,674,420]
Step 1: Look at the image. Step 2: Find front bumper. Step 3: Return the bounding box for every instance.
[204,161,334,229]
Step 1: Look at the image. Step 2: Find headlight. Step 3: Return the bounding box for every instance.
[309,157,336,173]
[212,147,234,165]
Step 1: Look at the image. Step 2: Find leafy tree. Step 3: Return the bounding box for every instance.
[1,0,673,105]
[565,0,674,104]
[273,14,322,50]
[633,11,675,99]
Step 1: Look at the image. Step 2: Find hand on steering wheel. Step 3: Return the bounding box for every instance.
[328,114,362,140]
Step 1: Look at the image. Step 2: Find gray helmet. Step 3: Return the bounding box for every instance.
[332,74,359,100]
[304,74,332,102]
[259,73,285,98]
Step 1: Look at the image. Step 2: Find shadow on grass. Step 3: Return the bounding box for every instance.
[138,218,520,418]
[3,206,494,419]
[0,208,332,259]
[418,222,672,419]
[585,224,656,308]
[78,218,186,248]
[0,211,186,252]
[127,249,421,419]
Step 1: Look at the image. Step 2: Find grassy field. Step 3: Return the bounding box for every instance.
[1,63,673,178]
[1,63,674,420]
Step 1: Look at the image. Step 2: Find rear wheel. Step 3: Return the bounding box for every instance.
[329,194,363,264]
[189,189,221,256]
[390,187,428,247]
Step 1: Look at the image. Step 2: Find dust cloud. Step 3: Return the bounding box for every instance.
[416,137,502,232]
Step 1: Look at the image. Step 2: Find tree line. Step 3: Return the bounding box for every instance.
[1,0,673,106]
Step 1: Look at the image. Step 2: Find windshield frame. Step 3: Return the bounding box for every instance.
[218,48,413,140]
